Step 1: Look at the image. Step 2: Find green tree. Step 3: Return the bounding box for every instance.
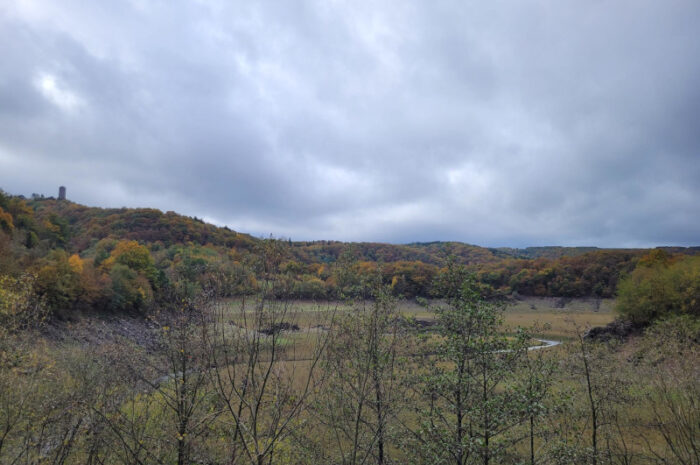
[412,262,530,465]
[109,263,153,312]
[515,339,556,465]
[24,230,39,249]
[616,254,700,325]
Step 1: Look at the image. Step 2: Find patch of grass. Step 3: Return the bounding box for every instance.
[389,297,616,340]
[503,297,615,339]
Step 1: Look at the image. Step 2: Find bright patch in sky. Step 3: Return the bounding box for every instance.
[34,73,83,111]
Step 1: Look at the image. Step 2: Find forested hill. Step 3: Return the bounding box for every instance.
[290,240,500,266]
[27,197,258,251]
[3,191,637,267]
[1,189,698,317]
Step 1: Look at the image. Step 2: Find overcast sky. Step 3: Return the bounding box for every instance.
[1,0,699,247]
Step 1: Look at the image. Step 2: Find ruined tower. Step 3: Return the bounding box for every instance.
[58,186,66,200]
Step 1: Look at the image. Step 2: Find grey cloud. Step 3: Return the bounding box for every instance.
[0,0,699,247]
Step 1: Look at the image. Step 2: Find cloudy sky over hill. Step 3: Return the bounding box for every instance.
[1,0,699,247]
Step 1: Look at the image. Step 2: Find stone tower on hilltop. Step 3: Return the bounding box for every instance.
[58,186,66,200]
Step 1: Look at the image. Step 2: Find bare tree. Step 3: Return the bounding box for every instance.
[316,273,405,465]
[202,238,330,465]
[93,283,219,465]
[515,334,556,465]
[636,317,700,465]
[561,324,632,465]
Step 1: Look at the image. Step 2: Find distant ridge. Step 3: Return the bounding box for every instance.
[490,246,603,260]
[7,191,699,264]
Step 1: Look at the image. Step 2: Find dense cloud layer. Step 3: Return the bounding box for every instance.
[1,0,699,247]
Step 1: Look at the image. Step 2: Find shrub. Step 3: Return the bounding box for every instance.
[616,253,700,325]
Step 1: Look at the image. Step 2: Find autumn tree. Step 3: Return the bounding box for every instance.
[616,253,700,325]
[35,250,85,314]
[0,206,14,234]
[102,240,160,312]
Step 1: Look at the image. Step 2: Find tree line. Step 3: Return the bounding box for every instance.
[1,189,698,318]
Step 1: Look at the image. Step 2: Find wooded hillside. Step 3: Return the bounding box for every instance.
[1,189,698,316]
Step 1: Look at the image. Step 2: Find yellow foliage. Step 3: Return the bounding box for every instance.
[9,199,32,217]
[102,240,153,271]
[42,219,60,234]
[356,261,376,273]
[68,254,84,274]
[249,276,259,289]
[638,249,673,267]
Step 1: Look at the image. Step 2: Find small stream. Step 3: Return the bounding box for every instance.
[528,338,561,350]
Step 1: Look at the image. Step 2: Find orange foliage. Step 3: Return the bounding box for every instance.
[0,207,13,233]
